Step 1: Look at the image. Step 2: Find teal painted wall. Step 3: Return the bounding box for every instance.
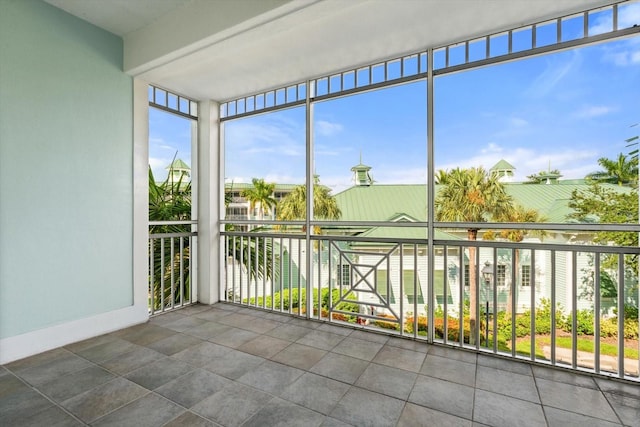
[0,0,133,338]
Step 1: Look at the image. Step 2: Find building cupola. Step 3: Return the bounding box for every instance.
[351,155,373,187]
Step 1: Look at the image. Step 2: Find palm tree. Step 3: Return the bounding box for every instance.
[493,205,547,314]
[277,176,341,232]
[586,153,638,186]
[435,167,514,344]
[241,178,276,220]
[149,166,192,310]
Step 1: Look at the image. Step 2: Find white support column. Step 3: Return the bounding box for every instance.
[197,100,221,304]
[133,78,151,313]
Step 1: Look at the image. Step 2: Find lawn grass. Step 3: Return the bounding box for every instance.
[510,335,638,360]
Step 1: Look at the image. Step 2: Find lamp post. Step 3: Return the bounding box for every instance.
[481,261,493,346]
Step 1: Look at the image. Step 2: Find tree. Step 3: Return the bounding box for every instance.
[485,205,547,314]
[435,167,514,344]
[277,176,341,232]
[568,183,638,272]
[149,166,192,310]
[526,169,562,184]
[586,153,638,186]
[241,178,276,220]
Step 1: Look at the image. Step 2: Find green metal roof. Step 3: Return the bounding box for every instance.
[225,183,298,191]
[490,159,515,171]
[166,158,190,170]
[335,182,632,224]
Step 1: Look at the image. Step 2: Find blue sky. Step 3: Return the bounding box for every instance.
[150,8,640,193]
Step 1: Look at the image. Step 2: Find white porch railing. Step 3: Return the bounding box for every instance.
[222,229,640,382]
[149,220,197,315]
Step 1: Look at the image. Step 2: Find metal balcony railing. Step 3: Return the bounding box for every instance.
[149,220,197,315]
[222,228,640,382]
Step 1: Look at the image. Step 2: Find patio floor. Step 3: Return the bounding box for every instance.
[2,303,639,427]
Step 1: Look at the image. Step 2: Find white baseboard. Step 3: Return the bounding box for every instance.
[0,304,149,364]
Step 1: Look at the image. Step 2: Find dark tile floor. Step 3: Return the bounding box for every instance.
[2,303,639,426]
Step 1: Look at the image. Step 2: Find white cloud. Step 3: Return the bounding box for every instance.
[509,117,529,127]
[315,120,344,136]
[573,105,616,119]
[526,52,581,97]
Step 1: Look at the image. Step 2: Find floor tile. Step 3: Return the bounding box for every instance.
[330,387,404,427]
[266,323,313,341]
[475,364,539,403]
[0,371,29,398]
[409,375,474,420]
[373,345,426,372]
[536,377,620,423]
[316,323,354,336]
[163,411,219,427]
[349,329,390,344]
[155,368,230,408]
[355,363,417,400]
[112,323,177,346]
[0,388,54,425]
[477,354,532,376]
[321,416,354,427]
[64,334,119,354]
[202,349,265,380]
[532,365,598,389]
[596,377,640,399]
[99,346,165,375]
[16,351,94,386]
[208,327,259,348]
[473,389,546,427]
[272,343,327,370]
[16,405,84,427]
[427,345,477,364]
[239,318,281,334]
[237,335,291,358]
[176,303,214,315]
[124,357,193,390]
[91,393,183,427]
[242,397,326,427]
[172,341,231,367]
[297,329,345,351]
[604,392,640,427]
[280,372,350,415]
[191,382,272,427]
[310,352,369,384]
[7,347,71,372]
[61,377,148,423]
[397,402,472,427]
[332,337,383,361]
[72,338,138,363]
[148,311,188,327]
[420,354,477,387]
[385,336,430,353]
[38,364,116,402]
[146,332,203,356]
[192,308,233,322]
[544,406,623,427]
[184,321,232,340]
[162,315,209,333]
[237,360,304,394]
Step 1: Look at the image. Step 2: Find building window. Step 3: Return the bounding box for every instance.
[464,265,469,287]
[521,265,531,287]
[403,270,424,304]
[375,269,395,303]
[497,264,507,287]
[337,264,351,287]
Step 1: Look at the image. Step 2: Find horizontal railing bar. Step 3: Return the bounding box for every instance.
[149,232,198,239]
[222,219,640,232]
[222,230,639,254]
[149,220,198,225]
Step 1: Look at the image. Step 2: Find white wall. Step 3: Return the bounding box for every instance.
[0,0,146,363]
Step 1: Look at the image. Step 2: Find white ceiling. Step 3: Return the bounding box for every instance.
[45,0,619,102]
